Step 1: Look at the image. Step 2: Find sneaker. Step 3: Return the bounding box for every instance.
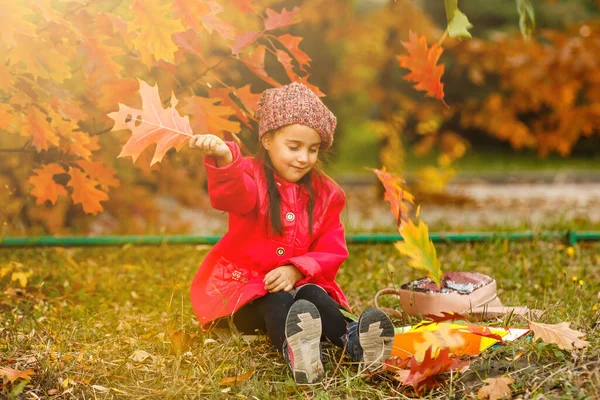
[342,308,394,371]
[283,299,324,384]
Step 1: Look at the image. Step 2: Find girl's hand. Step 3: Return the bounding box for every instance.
[189,134,233,166]
[264,265,304,293]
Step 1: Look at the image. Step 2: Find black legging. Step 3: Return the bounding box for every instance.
[231,284,348,351]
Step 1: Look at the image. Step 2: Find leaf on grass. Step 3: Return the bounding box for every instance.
[28,163,68,205]
[401,347,469,390]
[396,219,443,288]
[465,325,505,341]
[371,167,414,229]
[11,271,33,288]
[130,350,153,363]
[529,321,589,350]
[0,366,35,384]
[167,326,194,355]
[422,311,468,324]
[219,370,254,386]
[412,323,465,362]
[477,376,514,400]
[108,80,193,165]
[397,31,447,106]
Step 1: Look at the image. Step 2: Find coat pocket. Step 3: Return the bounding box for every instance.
[207,257,253,296]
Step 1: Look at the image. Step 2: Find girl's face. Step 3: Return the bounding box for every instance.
[262,124,321,183]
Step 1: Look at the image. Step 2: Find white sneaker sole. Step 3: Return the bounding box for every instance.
[358,309,395,371]
[285,300,324,384]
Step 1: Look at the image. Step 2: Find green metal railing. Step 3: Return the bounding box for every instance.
[1,231,599,248]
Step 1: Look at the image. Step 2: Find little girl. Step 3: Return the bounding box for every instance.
[189,82,394,384]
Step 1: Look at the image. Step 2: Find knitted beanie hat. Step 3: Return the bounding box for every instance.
[255,82,337,149]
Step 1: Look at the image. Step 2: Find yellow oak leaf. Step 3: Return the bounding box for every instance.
[529,321,589,350]
[67,167,109,215]
[28,163,68,205]
[10,34,72,82]
[0,3,36,47]
[396,219,443,287]
[11,271,33,288]
[477,376,514,400]
[21,105,60,152]
[129,0,185,65]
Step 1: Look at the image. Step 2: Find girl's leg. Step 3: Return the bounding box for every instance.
[294,284,347,347]
[232,291,295,351]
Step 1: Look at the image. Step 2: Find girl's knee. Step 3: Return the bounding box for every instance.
[267,291,295,305]
[295,284,328,301]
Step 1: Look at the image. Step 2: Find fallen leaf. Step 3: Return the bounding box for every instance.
[477,376,514,400]
[0,366,35,384]
[529,321,589,350]
[219,370,254,386]
[130,350,153,363]
[401,347,469,391]
[11,271,33,288]
[167,326,194,355]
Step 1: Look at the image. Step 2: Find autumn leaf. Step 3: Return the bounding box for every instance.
[529,321,589,350]
[412,323,465,362]
[199,0,236,41]
[12,271,33,288]
[179,96,241,136]
[230,0,254,13]
[129,0,184,65]
[477,376,514,400]
[172,0,211,33]
[232,84,262,116]
[396,219,443,288]
[75,160,120,191]
[67,167,109,215]
[447,9,474,39]
[167,326,194,355]
[401,347,469,390]
[231,31,261,55]
[264,7,300,31]
[0,2,36,46]
[276,49,298,81]
[28,163,68,205]
[422,312,468,324]
[108,80,193,165]
[21,105,60,152]
[240,45,281,87]
[172,29,203,57]
[278,34,311,71]
[397,31,447,106]
[219,370,254,386]
[0,366,35,384]
[371,167,414,229]
[465,325,505,341]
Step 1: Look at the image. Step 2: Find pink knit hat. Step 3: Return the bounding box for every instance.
[255,82,337,149]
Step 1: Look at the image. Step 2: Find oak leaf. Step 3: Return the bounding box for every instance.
[28,163,68,205]
[275,49,298,82]
[412,323,465,362]
[278,34,311,71]
[0,366,35,384]
[421,312,468,324]
[173,0,211,33]
[401,347,469,390]
[179,96,241,136]
[264,7,300,31]
[67,167,109,215]
[200,0,236,41]
[209,87,250,127]
[129,0,184,65]
[10,34,72,82]
[75,160,120,191]
[233,84,262,115]
[219,370,254,386]
[231,31,261,55]
[0,3,37,47]
[529,321,589,350]
[21,105,60,152]
[240,45,281,87]
[396,219,443,288]
[172,29,203,57]
[477,376,514,400]
[371,167,414,229]
[108,80,193,165]
[397,31,447,106]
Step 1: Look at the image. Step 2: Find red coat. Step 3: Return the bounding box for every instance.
[190,142,350,328]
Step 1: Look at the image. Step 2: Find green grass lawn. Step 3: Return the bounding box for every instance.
[1,241,599,399]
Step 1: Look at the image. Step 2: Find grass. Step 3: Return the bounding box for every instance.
[1,240,600,399]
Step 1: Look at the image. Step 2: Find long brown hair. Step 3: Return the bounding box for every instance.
[256,136,319,237]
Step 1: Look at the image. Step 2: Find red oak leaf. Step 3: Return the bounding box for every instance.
[231,31,261,55]
[371,167,414,229]
[264,7,300,31]
[276,49,298,81]
[403,347,469,391]
[278,34,311,71]
[397,31,447,107]
[108,79,193,165]
[240,45,280,87]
